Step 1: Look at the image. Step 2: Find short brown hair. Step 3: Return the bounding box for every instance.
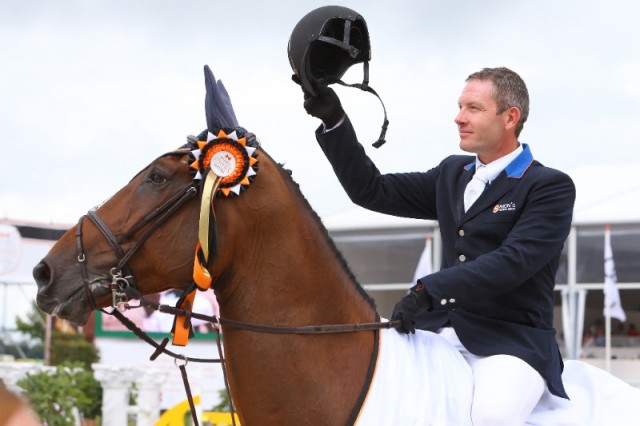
[467,67,529,137]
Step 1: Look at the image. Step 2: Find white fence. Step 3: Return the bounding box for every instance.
[0,362,169,426]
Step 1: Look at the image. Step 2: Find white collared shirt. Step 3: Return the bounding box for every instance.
[475,144,524,184]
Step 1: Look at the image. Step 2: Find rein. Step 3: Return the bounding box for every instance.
[122,290,401,336]
[106,292,399,426]
[219,316,400,334]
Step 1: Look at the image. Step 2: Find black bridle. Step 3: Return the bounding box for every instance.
[75,181,198,310]
[73,176,216,426]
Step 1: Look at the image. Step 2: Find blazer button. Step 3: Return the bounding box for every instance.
[440,299,447,305]
[458,229,465,237]
[449,298,456,303]
[459,254,466,262]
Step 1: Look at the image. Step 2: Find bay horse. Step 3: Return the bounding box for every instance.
[33,66,640,425]
[33,66,385,425]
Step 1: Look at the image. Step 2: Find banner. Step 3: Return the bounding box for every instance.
[412,236,433,283]
[603,225,626,322]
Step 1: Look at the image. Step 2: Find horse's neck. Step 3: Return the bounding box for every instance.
[213,154,378,425]
[215,160,375,325]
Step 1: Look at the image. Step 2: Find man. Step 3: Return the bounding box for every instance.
[295,67,575,425]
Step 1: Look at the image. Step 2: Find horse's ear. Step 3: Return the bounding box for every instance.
[204,65,239,131]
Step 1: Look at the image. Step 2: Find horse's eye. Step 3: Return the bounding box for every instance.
[148,170,168,186]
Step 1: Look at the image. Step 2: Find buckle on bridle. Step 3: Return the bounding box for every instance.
[109,268,133,310]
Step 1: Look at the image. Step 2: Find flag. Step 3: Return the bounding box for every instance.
[603,225,626,322]
[412,236,433,283]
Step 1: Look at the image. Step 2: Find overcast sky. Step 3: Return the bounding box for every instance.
[2,0,639,225]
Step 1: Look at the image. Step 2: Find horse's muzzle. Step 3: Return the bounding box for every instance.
[33,260,58,313]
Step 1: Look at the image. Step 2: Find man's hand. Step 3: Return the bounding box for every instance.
[292,74,345,128]
[391,283,433,334]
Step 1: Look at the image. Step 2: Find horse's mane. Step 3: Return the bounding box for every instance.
[202,64,376,310]
[265,151,377,310]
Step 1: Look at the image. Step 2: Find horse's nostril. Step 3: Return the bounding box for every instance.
[33,261,52,287]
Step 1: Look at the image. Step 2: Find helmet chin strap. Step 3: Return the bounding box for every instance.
[337,61,389,148]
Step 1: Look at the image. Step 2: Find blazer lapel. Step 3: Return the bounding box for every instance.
[463,172,513,219]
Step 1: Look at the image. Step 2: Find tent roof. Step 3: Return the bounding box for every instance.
[569,164,640,225]
[322,207,436,231]
[322,165,640,230]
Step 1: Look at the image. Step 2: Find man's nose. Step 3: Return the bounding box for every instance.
[454,110,465,125]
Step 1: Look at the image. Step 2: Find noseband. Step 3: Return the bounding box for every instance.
[75,182,198,310]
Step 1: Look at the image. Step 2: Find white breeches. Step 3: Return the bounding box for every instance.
[438,327,546,426]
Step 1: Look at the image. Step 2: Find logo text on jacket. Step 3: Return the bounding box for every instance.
[493,202,516,213]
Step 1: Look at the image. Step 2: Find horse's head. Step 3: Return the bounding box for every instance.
[33,147,202,324]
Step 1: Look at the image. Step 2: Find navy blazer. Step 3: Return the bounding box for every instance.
[316,117,575,398]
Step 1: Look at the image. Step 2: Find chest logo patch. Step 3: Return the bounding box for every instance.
[493,202,516,213]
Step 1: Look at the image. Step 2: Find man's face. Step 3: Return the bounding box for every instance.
[455,79,512,163]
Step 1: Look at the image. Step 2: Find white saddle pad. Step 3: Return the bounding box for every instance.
[355,328,473,425]
[354,328,640,425]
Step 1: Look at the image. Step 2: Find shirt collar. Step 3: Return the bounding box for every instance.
[464,143,533,181]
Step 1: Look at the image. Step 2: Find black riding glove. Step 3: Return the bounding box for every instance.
[391,282,433,334]
[292,74,345,128]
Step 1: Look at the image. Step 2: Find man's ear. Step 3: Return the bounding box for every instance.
[504,106,521,131]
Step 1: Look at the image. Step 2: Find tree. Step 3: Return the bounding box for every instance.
[13,303,103,422]
[9,300,46,358]
[213,388,232,412]
[50,331,99,369]
[13,301,99,367]
[17,363,103,425]
[15,301,46,341]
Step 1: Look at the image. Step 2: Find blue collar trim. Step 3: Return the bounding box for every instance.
[463,144,533,179]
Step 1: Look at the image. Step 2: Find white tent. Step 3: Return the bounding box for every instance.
[0,220,68,333]
[569,164,640,225]
[322,164,640,229]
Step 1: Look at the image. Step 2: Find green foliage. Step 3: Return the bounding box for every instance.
[6,300,45,358]
[15,301,46,341]
[12,300,100,367]
[212,388,232,412]
[50,331,99,369]
[17,363,102,425]
[13,304,103,420]
[73,366,103,418]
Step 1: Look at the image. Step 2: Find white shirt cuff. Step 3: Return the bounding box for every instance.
[321,115,346,133]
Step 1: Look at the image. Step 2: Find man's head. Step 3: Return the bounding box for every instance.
[455,67,529,163]
[467,67,529,137]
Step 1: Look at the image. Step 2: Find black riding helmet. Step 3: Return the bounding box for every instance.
[288,6,388,148]
[288,5,370,96]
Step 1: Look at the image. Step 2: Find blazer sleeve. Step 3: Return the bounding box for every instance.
[316,116,439,220]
